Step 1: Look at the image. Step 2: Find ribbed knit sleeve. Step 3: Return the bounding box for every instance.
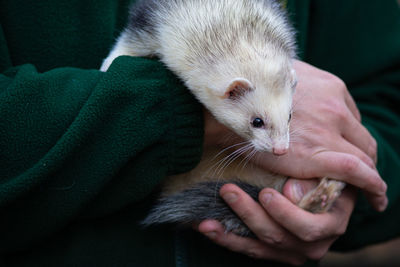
[0,55,203,252]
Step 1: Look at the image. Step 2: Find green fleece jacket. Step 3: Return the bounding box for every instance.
[0,0,399,266]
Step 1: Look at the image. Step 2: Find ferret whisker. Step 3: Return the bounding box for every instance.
[215,144,253,177]
[211,141,251,161]
[219,132,240,147]
[207,143,252,179]
[211,144,253,199]
[239,146,257,172]
[237,145,256,168]
[203,141,251,177]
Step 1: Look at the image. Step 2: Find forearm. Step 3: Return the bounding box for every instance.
[0,56,204,252]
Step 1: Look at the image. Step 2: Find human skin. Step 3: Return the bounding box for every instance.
[203,60,386,210]
[201,60,386,263]
[198,182,356,265]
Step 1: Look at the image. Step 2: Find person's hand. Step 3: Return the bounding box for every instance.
[260,60,386,211]
[204,60,387,211]
[197,180,357,265]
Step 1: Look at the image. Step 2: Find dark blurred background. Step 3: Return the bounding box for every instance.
[321,238,400,267]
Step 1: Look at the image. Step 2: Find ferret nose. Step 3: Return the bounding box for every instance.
[273,147,288,156]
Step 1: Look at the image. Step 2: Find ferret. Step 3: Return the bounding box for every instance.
[101,0,345,237]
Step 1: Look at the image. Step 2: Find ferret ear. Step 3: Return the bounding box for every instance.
[224,78,254,100]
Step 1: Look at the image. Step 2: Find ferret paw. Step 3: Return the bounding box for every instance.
[297,177,346,213]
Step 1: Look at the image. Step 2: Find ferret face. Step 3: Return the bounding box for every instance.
[216,70,296,155]
[247,89,293,155]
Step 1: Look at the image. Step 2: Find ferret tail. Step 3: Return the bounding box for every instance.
[141,181,261,237]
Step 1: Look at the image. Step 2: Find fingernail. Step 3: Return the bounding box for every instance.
[292,181,304,203]
[261,192,273,204]
[222,192,238,204]
[204,231,217,239]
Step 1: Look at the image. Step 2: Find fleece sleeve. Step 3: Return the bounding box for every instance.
[0,56,203,252]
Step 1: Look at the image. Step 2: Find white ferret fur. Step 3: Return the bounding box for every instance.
[101,0,345,236]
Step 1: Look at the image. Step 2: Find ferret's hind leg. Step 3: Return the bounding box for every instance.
[100,30,155,71]
[297,177,346,213]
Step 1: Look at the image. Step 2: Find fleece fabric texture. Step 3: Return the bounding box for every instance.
[0,0,399,266]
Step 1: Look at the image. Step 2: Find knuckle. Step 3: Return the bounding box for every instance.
[333,77,347,92]
[366,156,375,168]
[335,225,347,236]
[335,228,345,237]
[323,72,346,90]
[340,155,360,174]
[259,231,285,246]
[332,107,348,121]
[360,153,375,169]
[368,138,378,158]
[245,247,264,259]
[319,69,336,81]
[322,99,348,121]
[354,109,362,122]
[301,226,324,242]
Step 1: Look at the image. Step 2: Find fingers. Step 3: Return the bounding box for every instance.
[197,220,306,265]
[258,187,355,242]
[219,184,344,249]
[343,90,361,122]
[199,182,353,261]
[310,150,387,211]
[364,190,389,212]
[219,184,328,254]
[334,138,376,170]
[340,112,378,163]
[199,219,336,262]
[196,182,356,262]
[219,184,292,245]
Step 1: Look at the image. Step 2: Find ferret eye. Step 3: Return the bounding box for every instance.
[288,113,292,122]
[252,118,264,128]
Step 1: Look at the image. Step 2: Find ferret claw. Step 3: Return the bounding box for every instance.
[297,178,346,213]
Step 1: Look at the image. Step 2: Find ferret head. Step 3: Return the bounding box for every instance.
[202,60,297,156]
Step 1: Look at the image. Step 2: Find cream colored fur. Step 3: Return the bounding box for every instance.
[101,0,344,212]
[101,0,296,152]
